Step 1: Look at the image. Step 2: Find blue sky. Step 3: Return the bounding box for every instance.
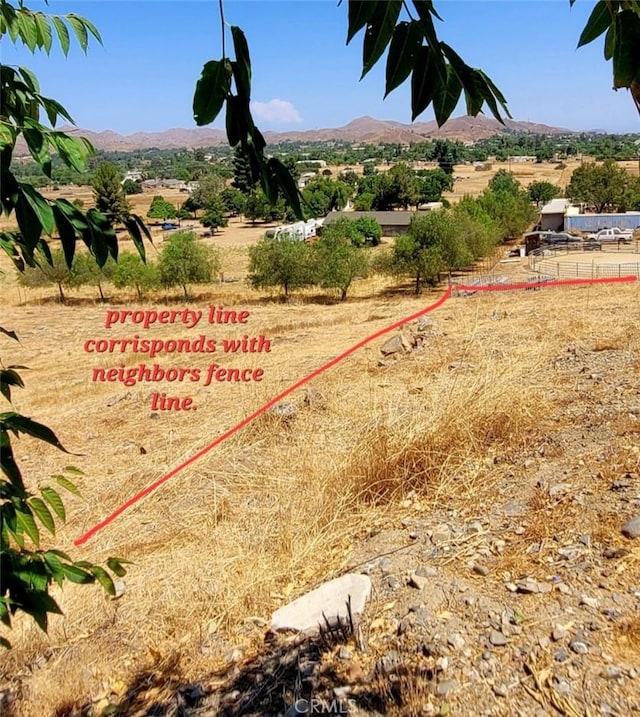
[3,1,639,134]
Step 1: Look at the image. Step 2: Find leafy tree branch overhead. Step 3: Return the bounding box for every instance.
[193,0,640,220]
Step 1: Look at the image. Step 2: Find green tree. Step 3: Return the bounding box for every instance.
[244,189,270,224]
[91,162,130,224]
[201,194,228,233]
[417,168,455,204]
[122,178,143,195]
[352,216,382,246]
[528,180,560,206]
[488,169,521,196]
[158,231,220,297]
[69,252,115,300]
[312,233,369,301]
[231,145,258,194]
[147,195,177,221]
[220,186,246,215]
[566,159,632,212]
[248,237,315,297]
[112,252,160,299]
[16,249,72,302]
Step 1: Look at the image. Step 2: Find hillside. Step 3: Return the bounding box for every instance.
[1,233,640,715]
[20,115,572,154]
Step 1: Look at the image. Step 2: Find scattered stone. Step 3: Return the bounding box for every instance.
[580,595,599,609]
[601,666,623,680]
[385,576,400,590]
[621,516,640,539]
[552,625,570,642]
[493,684,509,698]
[603,547,628,559]
[338,646,352,660]
[380,334,412,356]
[267,402,298,422]
[448,361,476,371]
[554,649,570,663]
[549,483,572,497]
[569,637,589,655]
[378,557,393,575]
[516,578,541,594]
[489,630,508,647]
[558,546,582,561]
[447,633,465,650]
[408,573,429,590]
[472,563,489,577]
[271,574,371,633]
[376,651,402,676]
[436,680,458,697]
[430,524,452,544]
[303,388,326,410]
[225,647,244,664]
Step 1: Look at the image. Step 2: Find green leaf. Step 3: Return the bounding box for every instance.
[612,11,640,89]
[34,12,52,53]
[18,11,38,51]
[604,23,615,61]
[50,133,88,173]
[15,192,43,249]
[40,97,75,127]
[62,564,94,584]
[17,66,40,93]
[193,59,232,126]
[411,46,440,120]
[432,64,463,126]
[66,14,88,52]
[48,548,72,561]
[15,508,40,547]
[63,465,85,476]
[55,474,81,496]
[51,16,70,56]
[2,412,72,452]
[385,21,422,98]
[43,551,65,587]
[52,202,77,267]
[577,0,613,48]
[22,127,51,176]
[231,26,252,99]
[89,566,115,596]
[106,557,131,578]
[122,214,150,261]
[41,487,66,521]
[346,0,378,44]
[0,122,16,150]
[29,497,55,534]
[361,1,402,79]
[19,184,54,235]
[0,327,19,342]
[268,157,304,219]
[0,427,23,487]
[411,0,441,45]
[0,367,25,402]
[86,208,118,266]
[79,16,102,45]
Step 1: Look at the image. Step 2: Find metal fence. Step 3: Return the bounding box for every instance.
[528,243,640,279]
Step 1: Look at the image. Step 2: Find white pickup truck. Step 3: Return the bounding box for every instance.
[586,227,633,243]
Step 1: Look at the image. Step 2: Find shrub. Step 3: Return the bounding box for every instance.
[248,238,315,297]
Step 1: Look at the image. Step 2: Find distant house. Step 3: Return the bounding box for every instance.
[540,198,572,231]
[324,210,440,236]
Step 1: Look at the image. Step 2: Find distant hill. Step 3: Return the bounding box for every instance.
[15,115,573,155]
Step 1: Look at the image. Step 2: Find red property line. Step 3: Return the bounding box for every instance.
[74,273,637,546]
[74,285,453,545]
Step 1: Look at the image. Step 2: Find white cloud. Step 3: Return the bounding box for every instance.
[251,99,302,124]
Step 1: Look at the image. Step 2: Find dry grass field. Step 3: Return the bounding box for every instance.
[2,164,640,716]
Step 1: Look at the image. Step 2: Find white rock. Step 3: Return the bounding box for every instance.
[271,574,371,633]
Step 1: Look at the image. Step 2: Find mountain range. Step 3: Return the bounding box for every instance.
[41,115,571,153]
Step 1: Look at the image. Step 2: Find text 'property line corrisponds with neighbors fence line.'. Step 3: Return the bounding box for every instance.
[74,275,637,546]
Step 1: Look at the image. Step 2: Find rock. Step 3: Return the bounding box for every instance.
[376,651,402,676]
[385,576,400,590]
[338,646,352,660]
[430,524,451,544]
[380,334,412,356]
[271,574,371,633]
[447,633,465,650]
[621,516,640,539]
[554,649,570,662]
[558,546,582,561]
[303,388,326,410]
[493,684,509,698]
[516,578,541,594]
[601,666,623,680]
[569,637,589,655]
[267,402,298,422]
[472,563,489,576]
[408,573,429,590]
[580,595,599,609]
[489,630,508,646]
[552,625,570,642]
[448,361,476,371]
[549,483,572,497]
[436,680,458,696]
